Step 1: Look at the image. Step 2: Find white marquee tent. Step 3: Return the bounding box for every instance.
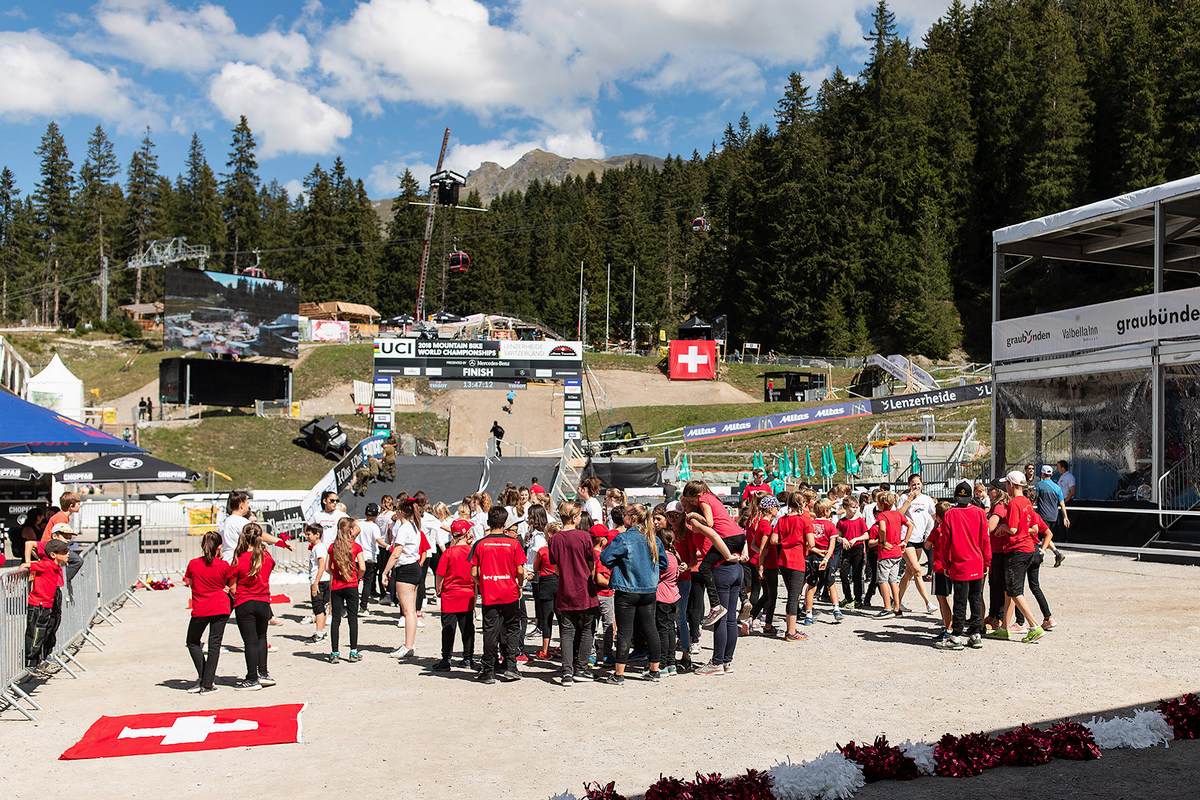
[28,353,85,423]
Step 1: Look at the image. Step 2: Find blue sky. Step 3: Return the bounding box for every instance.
[0,0,961,203]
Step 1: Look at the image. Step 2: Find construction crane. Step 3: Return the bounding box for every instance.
[413,129,476,321]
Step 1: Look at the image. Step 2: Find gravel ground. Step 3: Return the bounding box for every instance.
[2,550,1196,800]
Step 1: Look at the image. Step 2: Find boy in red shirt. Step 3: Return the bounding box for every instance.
[469,507,527,683]
[25,539,69,673]
[934,481,992,650]
[432,523,477,672]
[870,492,912,618]
[41,492,80,542]
[803,499,843,625]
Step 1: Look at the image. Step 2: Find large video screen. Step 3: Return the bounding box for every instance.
[164,267,299,359]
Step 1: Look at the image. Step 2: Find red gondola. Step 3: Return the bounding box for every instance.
[691,217,710,234]
[448,251,470,273]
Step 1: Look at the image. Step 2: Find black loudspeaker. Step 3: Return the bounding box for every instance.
[159,358,291,407]
[437,181,461,207]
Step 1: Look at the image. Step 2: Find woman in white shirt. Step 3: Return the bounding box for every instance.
[221,490,285,562]
[578,477,603,528]
[469,492,492,542]
[374,496,396,603]
[415,490,442,619]
[310,490,348,546]
[381,499,423,658]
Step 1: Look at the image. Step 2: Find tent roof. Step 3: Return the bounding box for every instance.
[993,173,1200,275]
[57,453,200,483]
[678,315,711,329]
[0,388,145,454]
[119,302,164,315]
[30,353,82,387]
[0,455,41,481]
[300,301,382,321]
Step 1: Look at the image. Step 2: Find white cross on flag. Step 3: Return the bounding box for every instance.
[669,340,717,381]
[61,704,305,760]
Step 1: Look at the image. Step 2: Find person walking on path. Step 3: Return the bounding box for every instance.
[490,420,505,457]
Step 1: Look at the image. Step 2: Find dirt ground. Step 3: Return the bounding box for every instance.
[3,551,1198,799]
[440,369,758,457]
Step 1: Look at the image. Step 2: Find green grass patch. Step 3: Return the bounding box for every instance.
[140,410,450,490]
[293,342,375,400]
[6,333,176,403]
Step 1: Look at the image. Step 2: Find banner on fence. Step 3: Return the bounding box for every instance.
[680,382,992,443]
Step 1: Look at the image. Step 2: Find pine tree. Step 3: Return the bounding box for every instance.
[222,116,261,272]
[178,133,224,250]
[381,169,425,317]
[32,122,75,326]
[124,127,162,306]
[0,167,19,319]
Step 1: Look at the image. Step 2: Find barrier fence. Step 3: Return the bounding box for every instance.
[0,529,142,721]
[134,521,310,581]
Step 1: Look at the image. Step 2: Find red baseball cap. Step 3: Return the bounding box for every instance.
[450,519,473,534]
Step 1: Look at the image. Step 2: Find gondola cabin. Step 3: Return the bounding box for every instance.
[448,251,471,273]
[691,217,710,234]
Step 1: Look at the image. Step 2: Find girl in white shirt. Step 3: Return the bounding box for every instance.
[382,499,423,658]
[469,492,491,542]
[578,477,603,527]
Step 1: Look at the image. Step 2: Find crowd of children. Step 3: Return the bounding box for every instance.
[170,469,1066,689]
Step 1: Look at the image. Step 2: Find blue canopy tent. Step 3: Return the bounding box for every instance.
[0,390,146,455]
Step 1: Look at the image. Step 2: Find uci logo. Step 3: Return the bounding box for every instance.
[375,340,414,357]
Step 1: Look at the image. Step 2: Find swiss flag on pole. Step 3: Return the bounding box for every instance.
[60,703,305,760]
[669,340,717,380]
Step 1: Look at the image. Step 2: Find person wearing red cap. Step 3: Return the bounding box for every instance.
[431,519,477,672]
[591,522,617,665]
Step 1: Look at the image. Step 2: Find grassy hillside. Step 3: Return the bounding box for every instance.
[140,410,449,490]
[6,332,175,404]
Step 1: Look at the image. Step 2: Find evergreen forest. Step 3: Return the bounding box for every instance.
[2,0,1198,359]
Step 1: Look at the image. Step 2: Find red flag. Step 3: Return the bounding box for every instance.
[61,703,305,760]
[669,340,717,380]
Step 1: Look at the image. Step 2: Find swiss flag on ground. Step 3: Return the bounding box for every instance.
[60,703,305,760]
[669,340,717,380]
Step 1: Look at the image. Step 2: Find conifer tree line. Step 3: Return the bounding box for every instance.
[2,0,1198,358]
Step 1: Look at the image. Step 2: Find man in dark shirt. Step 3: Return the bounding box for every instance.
[490,420,505,458]
[547,503,599,685]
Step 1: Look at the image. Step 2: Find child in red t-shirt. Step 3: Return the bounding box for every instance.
[183,530,233,693]
[432,523,477,671]
[870,492,912,618]
[25,539,68,671]
[324,517,366,663]
[592,527,616,665]
[531,522,561,659]
[680,480,746,627]
[926,501,954,639]
[835,495,869,610]
[804,499,843,625]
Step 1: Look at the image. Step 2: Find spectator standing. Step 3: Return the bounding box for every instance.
[547,501,598,685]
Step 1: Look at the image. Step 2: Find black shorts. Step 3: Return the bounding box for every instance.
[907,541,926,550]
[393,562,421,585]
[1005,551,1035,597]
[311,581,330,615]
[805,555,829,588]
[933,574,951,597]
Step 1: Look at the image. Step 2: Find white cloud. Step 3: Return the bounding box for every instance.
[367,155,435,198]
[0,31,148,130]
[208,62,351,158]
[91,0,310,75]
[284,178,306,203]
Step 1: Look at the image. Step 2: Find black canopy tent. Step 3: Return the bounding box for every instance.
[582,457,662,491]
[56,454,201,528]
[676,315,713,341]
[0,456,42,481]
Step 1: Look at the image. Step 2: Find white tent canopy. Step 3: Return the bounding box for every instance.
[28,353,85,423]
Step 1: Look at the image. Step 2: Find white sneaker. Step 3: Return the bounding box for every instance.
[690,643,700,655]
[416,617,425,628]
[301,615,315,625]
[389,647,414,658]
[926,602,938,614]
[397,618,406,628]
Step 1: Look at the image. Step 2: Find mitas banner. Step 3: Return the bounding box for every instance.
[669,340,717,380]
[992,285,1200,362]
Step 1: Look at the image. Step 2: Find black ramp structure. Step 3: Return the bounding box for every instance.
[479,456,561,500]
[582,457,662,491]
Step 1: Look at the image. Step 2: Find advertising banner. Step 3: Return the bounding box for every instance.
[373,338,583,380]
[992,286,1200,362]
[311,320,350,342]
[668,340,717,380]
[680,383,993,443]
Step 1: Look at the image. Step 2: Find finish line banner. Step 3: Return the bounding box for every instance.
[680,382,992,443]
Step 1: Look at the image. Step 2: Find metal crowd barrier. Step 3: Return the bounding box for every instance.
[134,521,311,580]
[0,528,142,720]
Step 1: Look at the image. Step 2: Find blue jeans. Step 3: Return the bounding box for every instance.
[676,579,692,653]
[711,562,742,665]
